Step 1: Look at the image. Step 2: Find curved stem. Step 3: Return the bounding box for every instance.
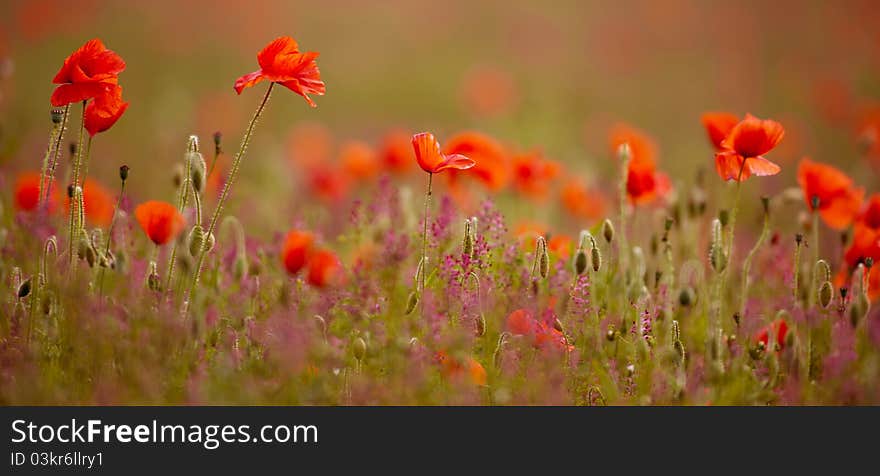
[186,82,275,309]
[43,104,71,206]
[98,179,126,297]
[740,208,770,318]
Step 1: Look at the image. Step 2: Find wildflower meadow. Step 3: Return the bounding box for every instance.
[1,1,880,406]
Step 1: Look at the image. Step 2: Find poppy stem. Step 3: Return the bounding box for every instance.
[740,202,770,318]
[808,210,819,308]
[38,119,62,208]
[42,104,70,207]
[97,175,127,298]
[419,172,433,315]
[67,101,87,266]
[186,82,275,309]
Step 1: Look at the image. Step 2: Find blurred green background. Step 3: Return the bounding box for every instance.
[1,0,879,222]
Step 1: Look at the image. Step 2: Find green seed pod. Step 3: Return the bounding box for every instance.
[538,237,549,279]
[353,337,367,362]
[819,281,833,309]
[188,151,207,193]
[602,219,615,243]
[119,164,130,182]
[404,291,419,315]
[574,248,588,275]
[475,313,486,337]
[50,108,64,124]
[188,225,206,258]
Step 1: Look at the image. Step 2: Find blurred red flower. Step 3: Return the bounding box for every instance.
[797,158,863,230]
[459,65,518,118]
[281,230,315,275]
[14,171,57,212]
[610,124,671,205]
[306,249,342,288]
[435,351,486,386]
[560,179,606,222]
[411,132,476,174]
[234,36,325,108]
[756,318,789,351]
[379,129,414,175]
[340,141,379,182]
[714,114,784,181]
[66,178,115,226]
[134,201,184,246]
[511,150,560,200]
[443,131,510,191]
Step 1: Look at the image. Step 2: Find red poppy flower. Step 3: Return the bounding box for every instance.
[84,84,128,136]
[560,179,606,221]
[134,201,184,246]
[379,129,413,174]
[797,158,863,230]
[14,172,57,212]
[609,124,657,164]
[844,195,880,269]
[442,131,510,191]
[307,164,350,203]
[701,112,739,150]
[511,151,561,200]
[506,308,572,352]
[714,114,784,181]
[50,38,125,107]
[233,36,325,108]
[435,351,487,386]
[756,318,789,351]
[65,178,115,226]
[340,141,379,181]
[306,249,342,287]
[411,132,476,174]
[627,158,671,205]
[281,230,315,275]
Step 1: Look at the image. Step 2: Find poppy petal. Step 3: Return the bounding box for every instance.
[745,156,781,177]
[412,132,444,173]
[233,70,265,94]
[433,153,476,173]
[714,151,750,181]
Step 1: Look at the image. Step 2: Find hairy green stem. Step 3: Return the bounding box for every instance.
[42,104,70,206]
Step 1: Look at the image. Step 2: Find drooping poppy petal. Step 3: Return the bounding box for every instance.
[797,158,863,229]
[134,201,184,246]
[411,132,476,174]
[50,80,116,107]
[701,112,739,150]
[84,84,128,136]
[745,156,782,177]
[281,230,315,275]
[233,71,265,94]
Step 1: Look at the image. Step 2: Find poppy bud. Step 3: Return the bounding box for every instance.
[67,184,75,198]
[85,243,96,268]
[17,277,31,299]
[591,244,602,272]
[205,232,216,254]
[602,219,614,243]
[69,142,77,157]
[119,164,130,182]
[234,255,249,280]
[188,225,206,258]
[795,233,804,246]
[404,290,419,315]
[187,134,200,153]
[189,151,207,193]
[678,287,695,307]
[538,236,549,279]
[819,281,833,309]
[810,195,821,210]
[173,164,184,188]
[76,228,90,261]
[213,131,222,153]
[816,259,831,283]
[688,187,707,217]
[709,218,726,272]
[606,325,616,342]
[51,108,64,124]
[353,337,367,362]
[850,291,869,327]
[574,248,588,275]
[866,257,874,269]
[664,216,674,232]
[761,196,770,216]
[474,313,486,337]
[147,261,161,292]
[718,209,730,227]
[462,219,473,257]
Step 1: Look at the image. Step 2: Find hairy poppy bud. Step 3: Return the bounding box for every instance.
[51,108,64,124]
[213,131,222,153]
[69,142,77,157]
[718,209,730,227]
[602,219,615,243]
[462,219,473,257]
[404,291,419,315]
[147,261,161,292]
[819,281,833,309]
[188,151,207,193]
[815,259,831,283]
[591,244,602,272]
[353,337,367,362]
[17,277,31,299]
[709,218,726,272]
[119,164,130,182]
[678,286,695,307]
[188,225,206,258]
[475,313,486,337]
[574,248,588,275]
[538,236,549,279]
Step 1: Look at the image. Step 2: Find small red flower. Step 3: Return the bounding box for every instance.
[306,249,342,288]
[844,195,880,271]
[627,158,671,205]
[610,124,657,164]
[714,114,784,181]
[379,129,414,174]
[50,38,125,107]
[65,178,115,226]
[505,308,572,352]
[340,141,379,182]
[83,84,128,136]
[281,230,315,275]
[234,36,325,108]
[797,158,863,230]
[511,150,561,200]
[435,351,487,386]
[756,318,789,351]
[411,132,476,174]
[701,112,739,150]
[134,201,184,246]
